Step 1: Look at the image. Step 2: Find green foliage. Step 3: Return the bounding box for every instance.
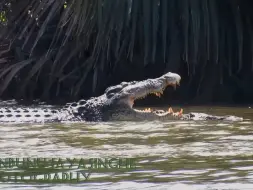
[0,11,7,24]
[64,1,67,9]
[0,0,251,101]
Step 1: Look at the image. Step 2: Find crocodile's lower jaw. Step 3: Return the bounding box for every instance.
[134,107,183,117]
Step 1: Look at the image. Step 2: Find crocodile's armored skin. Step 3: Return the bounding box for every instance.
[0,72,243,123]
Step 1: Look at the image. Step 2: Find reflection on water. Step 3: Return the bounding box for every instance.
[0,106,253,189]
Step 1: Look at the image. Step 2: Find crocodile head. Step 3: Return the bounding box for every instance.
[103,72,182,121]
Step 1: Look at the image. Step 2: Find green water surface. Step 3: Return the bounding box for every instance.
[0,106,253,190]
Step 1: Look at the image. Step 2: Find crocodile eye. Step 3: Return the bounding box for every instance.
[105,85,123,98]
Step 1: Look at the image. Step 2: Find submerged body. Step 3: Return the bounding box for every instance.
[0,72,243,123]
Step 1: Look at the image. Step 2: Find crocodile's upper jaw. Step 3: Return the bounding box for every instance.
[130,75,180,106]
[106,72,182,120]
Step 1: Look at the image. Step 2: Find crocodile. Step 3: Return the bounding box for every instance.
[0,72,243,123]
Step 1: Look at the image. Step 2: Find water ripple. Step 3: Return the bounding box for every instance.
[0,106,253,189]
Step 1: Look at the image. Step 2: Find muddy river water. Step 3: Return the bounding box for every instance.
[0,106,253,190]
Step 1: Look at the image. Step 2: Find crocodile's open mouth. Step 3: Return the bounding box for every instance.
[129,80,183,116]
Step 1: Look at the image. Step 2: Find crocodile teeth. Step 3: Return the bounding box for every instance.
[172,108,183,117]
[155,92,161,97]
[176,108,183,116]
[143,108,152,112]
[168,107,183,116]
[172,83,177,90]
[168,107,174,113]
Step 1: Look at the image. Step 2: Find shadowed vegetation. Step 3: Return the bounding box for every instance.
[0,0,252,104]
